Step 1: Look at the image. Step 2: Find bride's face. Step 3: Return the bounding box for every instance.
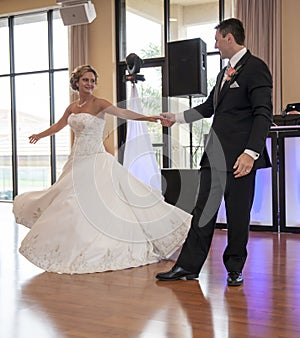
[78,71,96,94]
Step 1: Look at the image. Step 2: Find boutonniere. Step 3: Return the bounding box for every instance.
[225,65,242,82]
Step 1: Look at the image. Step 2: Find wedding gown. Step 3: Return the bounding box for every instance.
[13,113,191,274]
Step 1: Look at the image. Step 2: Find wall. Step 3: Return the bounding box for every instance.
[89,0,117,155]
[281,0,300,108]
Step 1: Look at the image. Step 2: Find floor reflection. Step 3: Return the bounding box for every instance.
[155,280,214,337]
[20,267,200,337]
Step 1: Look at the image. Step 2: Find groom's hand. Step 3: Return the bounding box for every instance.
[160,112,176,127]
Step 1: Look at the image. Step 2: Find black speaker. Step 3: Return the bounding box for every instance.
[168,38,207,97]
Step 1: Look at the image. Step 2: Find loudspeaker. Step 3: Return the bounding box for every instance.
[59,2,96,26]
[168,38,207,97]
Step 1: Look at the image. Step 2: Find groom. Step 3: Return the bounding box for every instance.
[156,18,273,286]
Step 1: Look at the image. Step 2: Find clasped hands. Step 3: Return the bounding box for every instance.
[159,112,176,127]
[149,112,176,126]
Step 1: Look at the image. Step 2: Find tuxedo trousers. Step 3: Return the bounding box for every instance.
[176,166,256,274]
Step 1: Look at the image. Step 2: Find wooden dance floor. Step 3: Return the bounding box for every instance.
[1,202,300,338]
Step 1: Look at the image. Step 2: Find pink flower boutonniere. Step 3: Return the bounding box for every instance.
[225,65,242,82]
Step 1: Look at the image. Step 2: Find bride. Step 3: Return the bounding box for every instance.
[13,65,191,274]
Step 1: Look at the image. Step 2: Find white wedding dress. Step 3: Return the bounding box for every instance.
[13,113,191,274]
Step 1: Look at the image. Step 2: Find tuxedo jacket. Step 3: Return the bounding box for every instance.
[183,50,273,171]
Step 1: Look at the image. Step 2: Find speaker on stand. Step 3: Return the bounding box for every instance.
[168,38,207,98]
[168,37,207,167]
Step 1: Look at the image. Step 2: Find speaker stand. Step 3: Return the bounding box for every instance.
[189,95,193,169]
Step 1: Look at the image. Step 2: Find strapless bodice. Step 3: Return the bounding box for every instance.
[68,113,106,156]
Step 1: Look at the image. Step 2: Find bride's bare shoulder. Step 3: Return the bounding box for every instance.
[96,97,111,108]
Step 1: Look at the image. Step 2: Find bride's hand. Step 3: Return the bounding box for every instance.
[147,116,163,123]
[28,134,41,144]
[160,112,176,127]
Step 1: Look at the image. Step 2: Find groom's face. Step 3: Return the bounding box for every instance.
[215,29,231,60]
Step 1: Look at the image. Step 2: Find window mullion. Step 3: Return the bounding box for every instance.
[9,16,18,198]
[47,10,57,184]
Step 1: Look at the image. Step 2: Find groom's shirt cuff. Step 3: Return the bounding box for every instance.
[175,112,186,124]
[244,149,260,160]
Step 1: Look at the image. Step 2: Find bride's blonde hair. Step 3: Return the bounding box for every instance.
[70,65,99,91]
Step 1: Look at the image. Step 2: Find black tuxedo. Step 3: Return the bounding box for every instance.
[176,50,273,274]
[184,50,272,171]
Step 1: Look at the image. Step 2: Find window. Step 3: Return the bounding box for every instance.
[116,0,235,169]
[119,0,165,61]
[0,10,69,200]
[169,0,224,168]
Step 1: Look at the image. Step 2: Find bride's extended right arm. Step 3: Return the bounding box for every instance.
[28,108,71,144]
[99,98,161,122]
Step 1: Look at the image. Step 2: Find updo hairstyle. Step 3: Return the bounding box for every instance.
[70,65,99,91]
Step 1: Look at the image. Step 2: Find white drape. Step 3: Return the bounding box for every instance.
[123,85,162,193]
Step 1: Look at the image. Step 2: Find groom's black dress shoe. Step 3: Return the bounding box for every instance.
[156,265,198,281]
[227,272,243,286]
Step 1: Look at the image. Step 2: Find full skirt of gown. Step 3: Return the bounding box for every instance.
[13,113,191,274]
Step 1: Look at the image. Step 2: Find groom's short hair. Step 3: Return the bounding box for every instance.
[215,18,245,45]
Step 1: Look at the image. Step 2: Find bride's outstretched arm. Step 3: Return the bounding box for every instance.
[99,98,162,123]
[28,106,71,144]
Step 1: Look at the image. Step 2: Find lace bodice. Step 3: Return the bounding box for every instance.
[68,113,106,156]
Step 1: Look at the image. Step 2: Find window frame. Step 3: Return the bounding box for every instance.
[0,9,68,199]
[115,0,226,169]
